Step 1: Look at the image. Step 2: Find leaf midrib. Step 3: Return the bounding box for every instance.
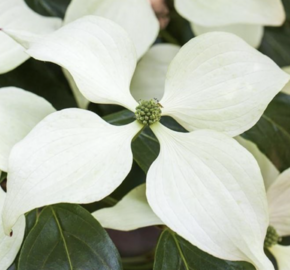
[51,208,73,270]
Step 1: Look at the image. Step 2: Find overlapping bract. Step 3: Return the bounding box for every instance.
[175,0,285,47]
[2,16,289,270]
[0,87,55,270]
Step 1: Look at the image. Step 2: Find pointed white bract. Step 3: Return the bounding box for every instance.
[0,87,55,172]
[2,109,141,235]
[236,136,279,190]
[148,123,272,270]
[191,23,264,48]
[0,188,25,270]
[27,16,138,111]
[160,32,289,136]
[175,0,285,27]
[64,0,159,59]
[0,0,61,74]
[267,168,290,237]
[131,44,180,101]
[282,67,290,95]
[269,245,290,270]
[93,184,163,230]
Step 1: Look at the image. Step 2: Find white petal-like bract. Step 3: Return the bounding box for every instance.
[0,87,55,172]
[131,44,180,101]
[267,168,290,237]
[93,184,163,230]
[27,16,138,111]
[236,136,279,190]
[175,0,285,27]
[191,23,264,48]
[0,188,25,270]
[147,123,272,270]
[161,32,289,136]
[282,66,290,95]
[0,0,61,74]
[269,245,290,270]
[64,0,159,59]
[3,109,142,234]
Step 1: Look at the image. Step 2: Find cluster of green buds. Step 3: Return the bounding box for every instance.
[135,99,162,126]
[264,226,281,248]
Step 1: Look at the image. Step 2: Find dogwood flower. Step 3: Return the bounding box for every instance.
[0,0,159,109]
[0,0,158,74]
[237,137,290,270]
[2,17,289,270]
[0,87,55,270]
[175,0,285,48]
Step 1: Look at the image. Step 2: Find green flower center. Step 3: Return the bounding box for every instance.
[264,226,281,248]
[135,99,162,126]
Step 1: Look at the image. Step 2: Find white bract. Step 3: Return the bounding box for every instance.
[175,0,285,48]
[0,0,158,73]
[0,0,159,109]
[0,0,61,74]
[0,87,55,270]
[2,17,289,270]
[282,66,290,95]
[236,138,290,269]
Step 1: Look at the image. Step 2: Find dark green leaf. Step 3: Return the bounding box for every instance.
[0,59,77,110]
[242,93,290,172]
[24,210,38,238]
[104,109,135,126]
[282,0,290,20]
[132,128,159,173]
[259,24,290,67]
[25,0,71,18]
[154,230,255,270]
[0,171,7,184]
[19,204,122,270]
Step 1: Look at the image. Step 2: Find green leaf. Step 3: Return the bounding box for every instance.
[104,109,135,126]
[0,171,7,184]
[154,230,255,270]
[18,204,122,270]
[282,0,290,20]
[0,59,77,110]
[25,0,71,18]
[259,25,290,67]
[242,93,290,172]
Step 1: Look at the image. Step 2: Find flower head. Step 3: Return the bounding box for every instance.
[2,16,289,270]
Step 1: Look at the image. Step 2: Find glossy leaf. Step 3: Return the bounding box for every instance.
[0,172,7,184]
[0,59,77,110]
[25,0,71,18]
[18,204,122,270]
[154,230,256,270]
[259,25,290,67]
[242,92,290,172]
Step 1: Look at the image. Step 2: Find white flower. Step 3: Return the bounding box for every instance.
[0,0,159,75]
[175,0,286,48]
[237,137,290,270]
[2,16,289,270]
[0,87,55,270]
